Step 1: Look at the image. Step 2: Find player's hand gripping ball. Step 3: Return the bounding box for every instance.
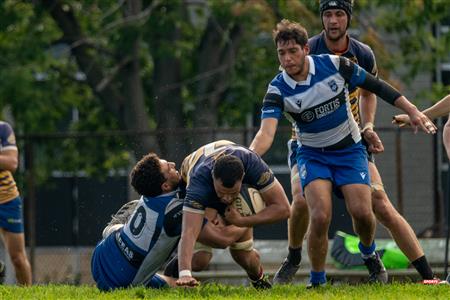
[231,185,266,216]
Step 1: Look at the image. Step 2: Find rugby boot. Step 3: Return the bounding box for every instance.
[363,252,388,284]
[108,199,140,226]
[0,261,5,284]
[250,274,272,289]
[102,199,140,238]
[272,258,300,285]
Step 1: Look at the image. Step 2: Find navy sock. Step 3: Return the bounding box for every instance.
[287,247,302,266]
[412,255,434,280]
[310,270,326,284]
[358,241,376,257]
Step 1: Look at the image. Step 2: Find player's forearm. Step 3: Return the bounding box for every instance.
[240,202,290,227]
[178,233,195,272]
[392,96,420,115]
[444,119,450,160]
[240,182,290,227]
[359,91,377,126]
[0,153,18,172]
[178,212,203,272]
[249,130,274,156]
[423,95,450,120]
[198,223,246,249]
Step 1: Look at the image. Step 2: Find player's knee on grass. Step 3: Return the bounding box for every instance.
[192,250,212,272]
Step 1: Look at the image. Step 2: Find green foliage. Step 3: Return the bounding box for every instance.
[1,0,448,181]
[368,0,450,81]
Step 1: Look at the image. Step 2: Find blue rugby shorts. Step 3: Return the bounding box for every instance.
[297,142,370,192]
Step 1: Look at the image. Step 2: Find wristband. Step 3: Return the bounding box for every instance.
[179,270,192,278]
[361,122,374,133]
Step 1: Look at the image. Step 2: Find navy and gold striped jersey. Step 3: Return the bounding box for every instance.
[309,31,378,125]
[0,121,19,203]
[181,140,275,215]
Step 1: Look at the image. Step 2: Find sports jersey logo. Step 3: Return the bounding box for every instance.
[300,110,315,122]
[300,164,307,180]
[328,79,338,92]
[328,1,338,7]
[315,98,341,119]
[257,170,273,186]
[360,172,367,180]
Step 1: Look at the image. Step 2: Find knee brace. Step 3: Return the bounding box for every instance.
[230,239,254,251]
[371,182,385,193]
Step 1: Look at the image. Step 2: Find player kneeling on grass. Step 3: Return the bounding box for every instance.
[90,153,247,291]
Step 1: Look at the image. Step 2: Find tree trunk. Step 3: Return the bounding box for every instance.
[193,17,243,145]
[40,0,157,158]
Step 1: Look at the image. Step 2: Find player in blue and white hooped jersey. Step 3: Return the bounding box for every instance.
[91,152,247,290]
[91,153,182,290]
[249,19,436,288]
[274,0,439,286]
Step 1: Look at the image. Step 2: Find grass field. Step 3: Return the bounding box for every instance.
[1,283,450,300]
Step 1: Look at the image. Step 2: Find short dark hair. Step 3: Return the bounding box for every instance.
[130,152,165,197]
[212,155,244,188]
[273,19,308,47]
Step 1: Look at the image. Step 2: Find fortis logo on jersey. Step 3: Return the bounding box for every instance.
[300,98,341,122]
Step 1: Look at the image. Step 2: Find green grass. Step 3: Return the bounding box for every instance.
[1,283,449,300]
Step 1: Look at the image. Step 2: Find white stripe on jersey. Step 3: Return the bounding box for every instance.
[267,55,360,148]
[122,200,158,251]
[298,112,360,147]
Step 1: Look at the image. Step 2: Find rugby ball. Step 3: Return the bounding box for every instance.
[232,185,266,216]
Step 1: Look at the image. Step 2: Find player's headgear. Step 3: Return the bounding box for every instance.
[320,0,353,24]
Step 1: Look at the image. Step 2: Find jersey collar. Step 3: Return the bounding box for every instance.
[282,56,315,89]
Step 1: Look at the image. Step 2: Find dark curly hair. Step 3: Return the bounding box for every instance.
[273,19,308,48]
[212,155,244,188]
[130,153,165,197]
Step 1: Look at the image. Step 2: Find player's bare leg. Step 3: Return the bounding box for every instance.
[229,228,271,289]
[1,229,32,285]
[305,179,332,287]
[341,183,387,284]
[369,162,434,280]
[273,166,309,284]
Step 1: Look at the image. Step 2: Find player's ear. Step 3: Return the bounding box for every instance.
[161,181,171,193]
[304,43,310,55]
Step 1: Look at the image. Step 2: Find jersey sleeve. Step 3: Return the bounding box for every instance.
[337,56,367,90]
[0,121,17,151]
[366,48,378,77]
[242,151,275,193]
[338,56,400,105]
[183,176,213,215]
[261,84,284,120]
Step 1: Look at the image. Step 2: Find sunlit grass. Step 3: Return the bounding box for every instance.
[1,282,449,299]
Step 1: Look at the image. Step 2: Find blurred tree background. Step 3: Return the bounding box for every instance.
[0,0,448,180]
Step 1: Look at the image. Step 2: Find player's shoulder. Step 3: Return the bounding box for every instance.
[348,37,374,58]
[0,121,13,132]
[269,71,284,87]
[308,32,325,53]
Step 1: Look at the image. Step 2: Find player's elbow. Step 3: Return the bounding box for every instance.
[7,158,18,173]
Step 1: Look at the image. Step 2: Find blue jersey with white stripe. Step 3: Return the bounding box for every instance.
[91,192,182,290]
[262,54,368,148]
[309,32,378,124]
